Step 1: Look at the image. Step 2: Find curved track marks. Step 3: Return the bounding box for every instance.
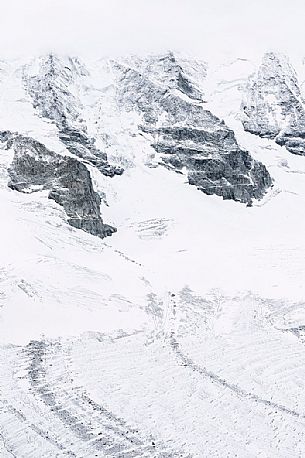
[23,340,190,458]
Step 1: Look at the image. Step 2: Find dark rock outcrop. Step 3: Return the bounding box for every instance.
[6,134,116,238]
[242,52,305,155]
[58,126,123,177]
[143,124,271,204]
[113,54,272,204]
[23,54,123,176]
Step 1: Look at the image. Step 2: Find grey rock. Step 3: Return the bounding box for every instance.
[6,134,116,238]
[134,51,204,101]
[58,126,123,177]
[242,52,305,155]
[144,126,272,205]
[113,54,272,204]
[23,54,123,176]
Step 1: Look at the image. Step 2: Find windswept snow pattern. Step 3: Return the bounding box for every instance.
[1,51,305,457]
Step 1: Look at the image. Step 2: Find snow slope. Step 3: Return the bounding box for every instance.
[1,53,305,457]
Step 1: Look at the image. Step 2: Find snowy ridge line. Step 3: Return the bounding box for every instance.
[24,339,192,458]
[169,334,304,420]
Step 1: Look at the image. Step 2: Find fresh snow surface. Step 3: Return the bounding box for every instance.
[1,55,305,457]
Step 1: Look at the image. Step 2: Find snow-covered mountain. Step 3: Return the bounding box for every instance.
[242,52,305,155]
[2,51,305,457]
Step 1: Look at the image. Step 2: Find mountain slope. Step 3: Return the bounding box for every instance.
[1,51,305,457]
[242,52,305,155]
[111,53,272,204]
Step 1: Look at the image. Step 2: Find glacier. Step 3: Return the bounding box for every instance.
[1,51,305,457]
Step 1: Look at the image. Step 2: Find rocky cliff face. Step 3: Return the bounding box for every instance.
[1,52,276,244]
[113,53,272,204]
[23,54,123,176]
[145,124,271,203]
[6,133,116,238]
[242,52,305,155]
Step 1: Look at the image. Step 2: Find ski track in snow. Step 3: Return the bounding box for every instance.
[170,335,304,419]
[0,340,190,458]
[2,314,305,457]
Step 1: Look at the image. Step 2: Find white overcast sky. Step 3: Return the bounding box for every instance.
[0,0,304,60]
